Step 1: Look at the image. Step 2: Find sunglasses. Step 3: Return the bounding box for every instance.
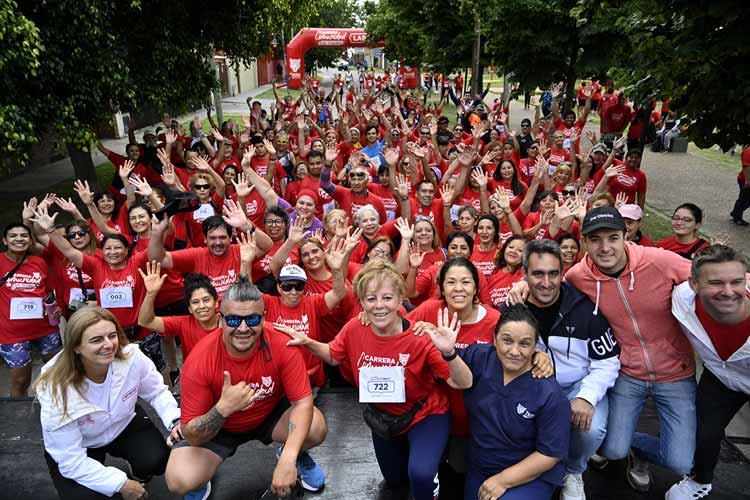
[454,129,463,132]
[66,230,88,239]
[562,190,576,196]
[222,313,263,328]
[193,184,211,190]
[280,282,306,292]
[349,172,367,179]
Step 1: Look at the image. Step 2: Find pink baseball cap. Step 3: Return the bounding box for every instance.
[619,204,643,220]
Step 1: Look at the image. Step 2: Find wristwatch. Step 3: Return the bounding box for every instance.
[441,350,458,361]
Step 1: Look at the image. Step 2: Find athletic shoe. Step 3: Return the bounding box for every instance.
[665,476,712,499]
[561,472,586,500]
[588,453,609,471]
[731,217,749,226]
[276,447,325,492]
[627,450,651,492]
[183,480,211,500]
[169,368,181,386]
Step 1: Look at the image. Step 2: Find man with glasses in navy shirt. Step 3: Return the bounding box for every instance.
[165,276,328,500]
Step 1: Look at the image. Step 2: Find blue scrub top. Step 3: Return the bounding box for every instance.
[461,343,571,486]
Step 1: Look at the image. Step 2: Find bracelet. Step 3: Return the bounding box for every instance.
[168,418,181,431]
[441,350,458,361]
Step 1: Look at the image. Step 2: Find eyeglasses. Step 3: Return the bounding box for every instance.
[193,184,211,190]
[221,313,264,328]
[66,230,88,239]
[280,282,306,292]
[349,172,367,179]
[264,219,285,227]
[562,190,576,196]
[371,248,392,258]
[671,216,695,224]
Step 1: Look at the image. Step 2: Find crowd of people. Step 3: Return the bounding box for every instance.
[1,71,748,500]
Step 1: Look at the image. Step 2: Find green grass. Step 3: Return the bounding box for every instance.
[253,88,303,101]
[641,205,673,242]
[687,142,742,176]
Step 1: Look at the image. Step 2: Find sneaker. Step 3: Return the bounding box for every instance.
[184,480,211,500]
[731,217,749,226]
[561,472,586,500]
[627,450,651,492]
[276,447,325,492]
[588,453,609,471]
[169,368,181,387]
[665,476,712,499]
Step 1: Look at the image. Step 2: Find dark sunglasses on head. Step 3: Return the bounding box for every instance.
[66,230,88,239]
[221,313,263,328]
[280,282,306,292]
[193,184,211,190]
[349,172,367,179]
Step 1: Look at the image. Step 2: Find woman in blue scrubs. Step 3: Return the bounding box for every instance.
[461,304,571,500]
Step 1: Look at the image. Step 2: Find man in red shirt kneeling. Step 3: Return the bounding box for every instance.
[165,276,328,499]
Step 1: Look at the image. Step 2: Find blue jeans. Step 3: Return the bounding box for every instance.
[371,412,450,500]
[600,374,696,475]
[464,469,555,500]
[560,379,609,475]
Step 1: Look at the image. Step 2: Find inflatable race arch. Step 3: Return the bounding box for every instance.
[285,28,385,89]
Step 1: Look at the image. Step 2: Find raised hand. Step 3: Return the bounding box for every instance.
[614,191,628,208]
[481,150,498,165]
[238,230,257,264]
[556,199,574,221]
[119,160,136,180]
[395,217,414,241]
[275,323,311,347]
[29,204,58,233]
[222,198,249,229]
[427,307,461,356]
[411,321,437,337]
[324,237,348,271]
[157,147,172,169]
[165,128,177,145]
[263,139,277,156]
[138,260,167,294]
[231,172,255,199]
[151,213,169,235]
[22,197,38,221]
[495,187,511,211]
[395,173,410,199]
[73,180,94,205]
[211,128,224,142]
[324,145,339,164]
[189,155,212,172]
[604,164,625,179]
[408,242,426,268]
[344,226,363,254]
[440,183,455,205]
[541,208,554,226]
[585,130,598,145]
[287,216,306,244]
[613,135,627,150]
[458,147,475,167]
[160,162,177,187]
[128,174,153,197]
[241,145,256,171]
[471,167,488,191]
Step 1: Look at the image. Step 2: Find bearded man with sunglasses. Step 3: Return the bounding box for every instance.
[165,276,328,499]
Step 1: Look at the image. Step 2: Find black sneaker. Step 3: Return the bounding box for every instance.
[731,217,749,226]
[169,369,180,387]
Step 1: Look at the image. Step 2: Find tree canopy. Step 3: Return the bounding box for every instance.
[304,0,362,70]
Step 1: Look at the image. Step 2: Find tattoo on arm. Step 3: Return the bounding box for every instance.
[186,406,226,443]
[288,420,296,434]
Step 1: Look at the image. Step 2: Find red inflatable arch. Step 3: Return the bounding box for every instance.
[286,28,385,89]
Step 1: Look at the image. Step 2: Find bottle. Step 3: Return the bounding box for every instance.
[45,292,59,327]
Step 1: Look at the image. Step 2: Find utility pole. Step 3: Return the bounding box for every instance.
[212,52,224,125]
[471,13,481,95]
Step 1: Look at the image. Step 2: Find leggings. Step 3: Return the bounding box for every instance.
[45,405,169,499]
[371,412,451,500]
[464,469,555,500]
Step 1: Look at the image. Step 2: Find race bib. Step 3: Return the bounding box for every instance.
[193,204,215,221]
[68,288,96,304]
[359,366,406,403]
[10,297,43,320]
[99,287,133,309]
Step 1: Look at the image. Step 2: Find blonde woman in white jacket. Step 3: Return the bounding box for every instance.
[35,306,182,499]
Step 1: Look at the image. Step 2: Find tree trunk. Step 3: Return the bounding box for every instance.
[564,39,580,116]
[638,99,654,150]
[66,143,100,192]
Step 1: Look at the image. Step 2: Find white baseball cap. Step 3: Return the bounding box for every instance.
[278,265,307,283]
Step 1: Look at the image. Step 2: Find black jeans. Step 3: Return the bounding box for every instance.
[731,179,750,220]
[694,368,750,484]
[45,405,170,499]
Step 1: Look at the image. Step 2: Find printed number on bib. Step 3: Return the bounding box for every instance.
[10,297,43,320]
[359,365,406,403]
[100,287,133,308]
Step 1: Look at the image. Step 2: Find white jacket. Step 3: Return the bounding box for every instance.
[38,344,180,497]
[672,282,750,394]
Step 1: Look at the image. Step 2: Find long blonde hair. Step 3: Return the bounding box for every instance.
[34,307,130,418]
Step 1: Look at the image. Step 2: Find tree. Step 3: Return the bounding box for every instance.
[480,0,626,110]
[304,0,362,71]
[3,0,316,186]
[600,0,750,149]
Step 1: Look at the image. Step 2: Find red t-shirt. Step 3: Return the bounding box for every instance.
[300,176,335,219]
[593,167,647,205]
[656,236,710,258]
[252,240,294,280]
[695,296,750,361]
[410,198,447,242]
[494,180,527,211]
[161,315,222,360]
[170,245,243,297]
[406,300,498,436]
[548,146,572,167]
[414,262,491,306]
[368,182,398,221]
[328,317,450,434]
[486,267,525,309]
[304,274,358,343]
[264,294,330,387]
[88,209,128,244]
[739,146,750,183]
[522,212,581,241]
[604,104,633,133]
[332,186,388,224]
[553,118,586,152]
[0,254,56,343]
[43,245,96,317]
[470,245,498,276]
[81,252,149,338]
[180,325,311,433]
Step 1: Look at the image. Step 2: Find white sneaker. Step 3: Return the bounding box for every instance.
[665,476,712,499]
[561,472,586,500]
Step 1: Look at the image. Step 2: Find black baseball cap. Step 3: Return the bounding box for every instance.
[582,206,626,235]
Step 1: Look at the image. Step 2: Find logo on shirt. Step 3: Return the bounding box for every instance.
[398,353,410,366]
[616,174,637,187]
[516,403,535,419]
[122,386,137,402]
[262,376,273,387]
[4,271,42,291]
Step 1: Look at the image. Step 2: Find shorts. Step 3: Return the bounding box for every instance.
[591,100,600,111]
[174,397,291,460]
[578,98,586,107]
[0,332,62,369]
